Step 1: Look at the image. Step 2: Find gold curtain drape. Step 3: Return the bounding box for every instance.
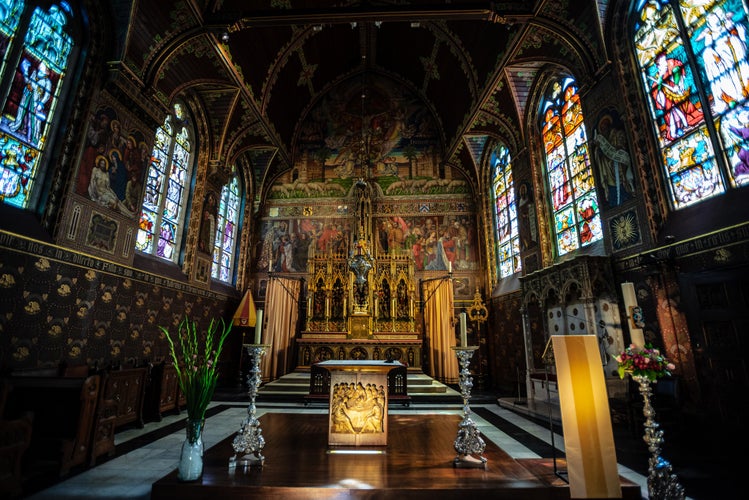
[261,277,301,381]
[423,278,458,384]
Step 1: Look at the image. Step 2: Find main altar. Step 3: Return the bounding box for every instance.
[297,179,422,369]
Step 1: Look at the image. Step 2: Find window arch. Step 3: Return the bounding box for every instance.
[633,0,749,209]
[0,1,74,208]
[490,142,521,278]
[136,102,195,262]
[212,172,241,283]
[540,76,602,257]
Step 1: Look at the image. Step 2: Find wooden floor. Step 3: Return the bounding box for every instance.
[151,413,642,499]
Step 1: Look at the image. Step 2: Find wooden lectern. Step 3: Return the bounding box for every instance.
[317,360,404,446]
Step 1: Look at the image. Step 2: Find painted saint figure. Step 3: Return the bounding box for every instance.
[650,53,704,143]
[9,59,52,146]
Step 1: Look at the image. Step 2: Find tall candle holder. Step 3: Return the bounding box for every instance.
[451,346,487,468]
[633,375,685,499]
[229,344,269,469]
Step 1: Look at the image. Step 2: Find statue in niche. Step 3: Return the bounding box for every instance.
[332,279,344,319]
[349,238,372,308]
[396,280,408,319]
[379,280,391,320]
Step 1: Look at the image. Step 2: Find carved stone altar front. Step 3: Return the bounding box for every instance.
[318,360,404,446]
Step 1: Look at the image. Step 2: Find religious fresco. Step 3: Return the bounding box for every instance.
[74,100,153,219]
[592,109,635,207]
[296,75,440,183]
[257,213,478,275]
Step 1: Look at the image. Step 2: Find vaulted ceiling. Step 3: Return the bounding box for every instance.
[115,0,609,195]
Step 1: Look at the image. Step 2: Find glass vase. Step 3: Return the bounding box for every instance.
[177,418,204,482]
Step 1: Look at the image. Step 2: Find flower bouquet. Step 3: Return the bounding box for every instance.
[616,343,675,381]
[160,315,232,421]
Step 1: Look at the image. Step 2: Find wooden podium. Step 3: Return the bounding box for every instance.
[317,360,404,446]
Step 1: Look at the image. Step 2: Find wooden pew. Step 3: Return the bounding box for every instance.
[4,374,101,477]
[144,361,179,422]
[99,366,148,430]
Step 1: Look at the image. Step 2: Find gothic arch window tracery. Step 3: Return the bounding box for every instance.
[540,76,603,257]
[136,102,195,263]
[0,1,75,208]
[633,0,749,209]
[490,142,521,277]
[212,172,241,283]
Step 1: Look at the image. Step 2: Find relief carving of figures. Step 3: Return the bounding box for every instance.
[330,382,385,434]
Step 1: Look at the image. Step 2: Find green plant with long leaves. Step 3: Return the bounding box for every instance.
[160,316,232,421]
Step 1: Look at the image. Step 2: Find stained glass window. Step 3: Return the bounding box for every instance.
[541,77,603,257]
[136,103,194,262]
[0,1,73,208]
[212,174,240,283]
[490,143,521,277]
[634,0,749,209]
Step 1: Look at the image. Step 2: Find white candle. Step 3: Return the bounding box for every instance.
[254,309,263,344]
[621,282,636,309]
[621,282,644,348]
[459,312,467,347]
[269,259,273,272]
[448,261,452,273]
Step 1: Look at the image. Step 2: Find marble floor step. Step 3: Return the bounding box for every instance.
[257,371,459,397]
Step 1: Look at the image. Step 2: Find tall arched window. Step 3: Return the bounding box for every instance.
[0,1,74,208]
[634,0,749,209]
[540,76,602,257]
[136,103,194,262]
[212,173,240,283]
[490,143,521,277]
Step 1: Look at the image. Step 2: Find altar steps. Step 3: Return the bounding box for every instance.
[256,369,462,403]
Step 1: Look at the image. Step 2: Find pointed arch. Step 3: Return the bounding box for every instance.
[538,74,603,257]
[211,168,242,283]
[632,0,749,209]
[136,101,196,263]
[0,1,77,209]
[490,141,521,278]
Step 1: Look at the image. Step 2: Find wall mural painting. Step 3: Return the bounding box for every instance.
[592,109,635,207]
[75,102,152,218]
[257,213,478,274]
[295,76,440,187]
[258,217,354,273]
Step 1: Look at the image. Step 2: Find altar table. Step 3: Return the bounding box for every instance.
[317,360,404,446]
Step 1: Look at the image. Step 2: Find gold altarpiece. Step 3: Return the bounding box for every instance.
[297,179,422,369]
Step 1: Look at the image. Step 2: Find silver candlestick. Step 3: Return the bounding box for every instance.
[632,375,685,500]
[229,344,269,469]
[452,346,487,468]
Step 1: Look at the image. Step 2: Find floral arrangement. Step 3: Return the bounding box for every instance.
[160,316,232,421]
[616,343,675,381]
